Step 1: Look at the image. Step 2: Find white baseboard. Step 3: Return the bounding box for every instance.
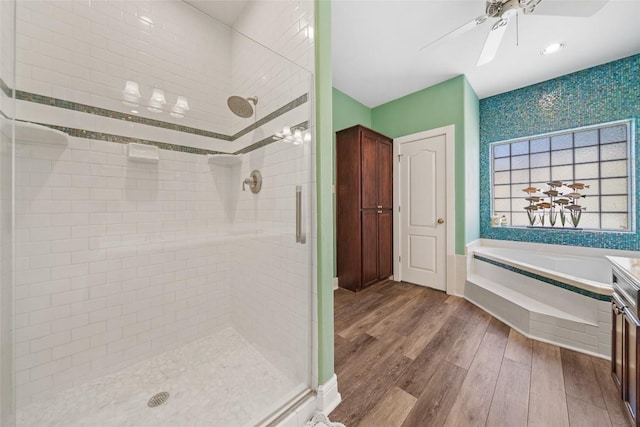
[454,254,467,297]
[333,277,338,291]
[445,254,467,297]
[316,374,341,415]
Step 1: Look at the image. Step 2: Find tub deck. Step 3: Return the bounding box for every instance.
[465,240,621,359]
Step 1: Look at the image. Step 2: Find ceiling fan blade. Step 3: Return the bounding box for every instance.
[528,0,609,17]
[477,18,510,66]
[419,15,488,52]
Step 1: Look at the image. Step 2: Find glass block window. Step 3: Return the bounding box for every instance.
[491,120,634,231]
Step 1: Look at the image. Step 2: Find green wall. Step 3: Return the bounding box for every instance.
[463,77,480,245]
[333,87,372,131]
[371,75,479,255]
[325,39,481,389]
[315,0,334,386]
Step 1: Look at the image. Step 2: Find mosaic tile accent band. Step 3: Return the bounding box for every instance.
[479,54,640,251]
[16,89,233,141]
[20,120,225,156]
[473,254,611,302]
[234,122,309,155]
[0,79,307,143]
[231,95,307,141]
[1,79,310,156]
[17,119,310,157]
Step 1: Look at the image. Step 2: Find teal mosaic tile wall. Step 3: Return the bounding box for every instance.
[480,54,640,251]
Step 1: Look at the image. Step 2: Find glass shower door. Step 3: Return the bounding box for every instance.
[0,0,16,425]
[4,1,314,425]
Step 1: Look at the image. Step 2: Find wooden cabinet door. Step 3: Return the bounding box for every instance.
[361,133,378,209]
[378,210,393,278]
[361,210,379,287]
[623,307,640,422]
[613,295,625,391]
[378,140,393,209]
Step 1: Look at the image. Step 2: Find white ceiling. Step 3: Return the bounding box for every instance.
[332,0,640,107]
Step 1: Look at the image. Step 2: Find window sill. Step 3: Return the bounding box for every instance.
[489,225,635,234]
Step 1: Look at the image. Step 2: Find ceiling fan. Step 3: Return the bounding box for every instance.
[420,0,609,66]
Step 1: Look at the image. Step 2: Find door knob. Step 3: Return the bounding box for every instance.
[437,218,445,224]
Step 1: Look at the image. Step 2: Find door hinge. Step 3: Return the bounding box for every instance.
[398,256,401,263]
[398,205,401,213]
[398,154,403,162]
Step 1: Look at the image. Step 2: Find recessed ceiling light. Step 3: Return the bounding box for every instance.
[542,42,565,55]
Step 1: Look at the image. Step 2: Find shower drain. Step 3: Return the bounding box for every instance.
[147,391,170,408]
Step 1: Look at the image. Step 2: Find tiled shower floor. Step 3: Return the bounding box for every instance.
[17,327,306,427]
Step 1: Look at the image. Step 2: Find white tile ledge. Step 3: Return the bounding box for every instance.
[2,118,69,145]
[128,142,159,162]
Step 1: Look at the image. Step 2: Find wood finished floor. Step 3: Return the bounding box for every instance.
[330,280,631,427]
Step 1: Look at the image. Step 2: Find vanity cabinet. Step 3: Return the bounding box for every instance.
[613,293,624,389]
[623,310,639,422]
[611,264,640,426]
[336,125,393,292]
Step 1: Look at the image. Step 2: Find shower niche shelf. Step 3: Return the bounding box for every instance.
[2,119,69,145]
[207,153,242,166]
[128,143,159,162]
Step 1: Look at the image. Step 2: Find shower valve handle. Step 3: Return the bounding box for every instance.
[242,178,254,191]
[242,170,262,194]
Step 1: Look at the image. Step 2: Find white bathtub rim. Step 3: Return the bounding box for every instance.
[469,238,640,260]
[463,294,609,360]
[471,248,612,298]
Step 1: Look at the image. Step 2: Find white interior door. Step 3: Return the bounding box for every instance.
[399,134,447,290]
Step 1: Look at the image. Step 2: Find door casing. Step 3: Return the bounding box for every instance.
[393,125,456,293]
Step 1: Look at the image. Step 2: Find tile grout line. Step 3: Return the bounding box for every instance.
[483,329,508,427]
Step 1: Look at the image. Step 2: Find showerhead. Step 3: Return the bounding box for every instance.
[227,96,258,118]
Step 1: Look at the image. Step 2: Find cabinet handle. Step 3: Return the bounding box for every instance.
[377,205,382,209]
[377,210,382,214]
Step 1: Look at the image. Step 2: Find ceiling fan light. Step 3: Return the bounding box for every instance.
[542,42,565,55]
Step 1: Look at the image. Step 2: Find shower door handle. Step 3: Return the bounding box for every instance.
[296,186,305,244]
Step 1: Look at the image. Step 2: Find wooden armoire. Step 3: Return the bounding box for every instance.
[336,125,393,292]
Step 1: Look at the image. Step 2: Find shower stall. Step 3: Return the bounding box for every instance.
[0,1,316,425]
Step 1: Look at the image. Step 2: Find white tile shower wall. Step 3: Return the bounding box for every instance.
[1,0,16,422]
[13,0,318,410]
[15,0,234,135]
[229,0,316,386]
[233,0,314,72]
[14,136,234,405]
[229,36,310,135]
[230,0,314,134]
[231,138,312,385]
